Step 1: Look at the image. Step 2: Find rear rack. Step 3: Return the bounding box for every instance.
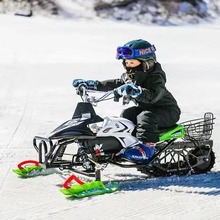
[181,112,215,141]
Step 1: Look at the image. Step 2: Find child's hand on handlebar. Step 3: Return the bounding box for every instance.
[72,79,97,90]
[114,83,142,98]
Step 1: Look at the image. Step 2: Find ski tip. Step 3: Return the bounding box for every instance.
[12,169,27,177]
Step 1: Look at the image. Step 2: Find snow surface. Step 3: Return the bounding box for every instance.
[0,14,220,220]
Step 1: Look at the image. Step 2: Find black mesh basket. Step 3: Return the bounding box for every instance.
[181,112,215,141]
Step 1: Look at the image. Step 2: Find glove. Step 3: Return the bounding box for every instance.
[72,79,97,90]
[72,79,86,88]
[114,83,142,98]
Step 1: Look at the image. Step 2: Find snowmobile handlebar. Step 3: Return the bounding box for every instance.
[76,85,115,105]
[76,85,131,105]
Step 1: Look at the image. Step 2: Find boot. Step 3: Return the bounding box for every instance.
[123,142,155,163]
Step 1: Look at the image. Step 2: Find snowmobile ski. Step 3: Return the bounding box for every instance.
[60,174,119,199]
[12,160,59,178]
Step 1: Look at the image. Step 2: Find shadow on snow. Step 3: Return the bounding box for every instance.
[116,171,220,196]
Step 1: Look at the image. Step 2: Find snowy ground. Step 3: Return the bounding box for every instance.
[0,14,220,220]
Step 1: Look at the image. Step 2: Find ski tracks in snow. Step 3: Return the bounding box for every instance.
[1,66,220,219]
[0,66,34,190]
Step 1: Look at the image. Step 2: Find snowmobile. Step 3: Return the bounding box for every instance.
[13,85,216,198]
[33,85,215,177]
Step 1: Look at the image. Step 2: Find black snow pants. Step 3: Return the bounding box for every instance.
[120,106,180,143]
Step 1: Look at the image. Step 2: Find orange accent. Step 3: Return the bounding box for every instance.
[95,149,101,156]
[139,147,144,153]
[17,160,39,170]
[139,147,147,159]
[63,174,85,189]
[139,48,151,55]
[146,142,156,147]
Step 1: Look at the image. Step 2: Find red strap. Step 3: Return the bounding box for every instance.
[17,160,40,170]
[63,174,85,189]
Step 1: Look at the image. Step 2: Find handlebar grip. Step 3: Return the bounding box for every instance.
[113,90,121,102]
[123,95,131,105]
[76,83,87,95]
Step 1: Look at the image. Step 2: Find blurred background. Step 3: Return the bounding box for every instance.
[0,0,219,25]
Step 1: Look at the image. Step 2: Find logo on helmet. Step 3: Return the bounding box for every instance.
[138,46,156,57]
[139,48,152,55]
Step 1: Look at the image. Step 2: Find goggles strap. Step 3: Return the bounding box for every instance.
[134,45,156,57]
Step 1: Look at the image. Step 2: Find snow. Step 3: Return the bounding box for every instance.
[0,14,220,220]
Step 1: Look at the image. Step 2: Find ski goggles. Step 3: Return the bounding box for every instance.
[116,45,156,60]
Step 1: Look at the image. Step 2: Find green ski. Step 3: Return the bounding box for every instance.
[60,174,119,198]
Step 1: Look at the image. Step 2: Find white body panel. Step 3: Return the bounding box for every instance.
[97,117,139,148]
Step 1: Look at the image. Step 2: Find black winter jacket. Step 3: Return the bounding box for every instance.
[96,62,180,114]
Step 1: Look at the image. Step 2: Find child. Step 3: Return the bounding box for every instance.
[73,39,181,160]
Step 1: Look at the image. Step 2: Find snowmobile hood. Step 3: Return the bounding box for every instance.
[48,118,94,139]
